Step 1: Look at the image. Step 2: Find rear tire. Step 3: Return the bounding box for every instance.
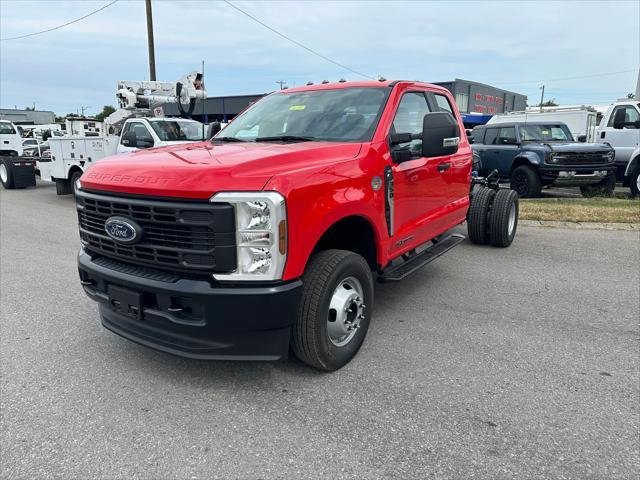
[510,165,541,198]
[291,249,373,371]
[580,173,616,197]
[0,159,15,189]
[467,187,496,245]
[55,178,71,195]
[489,189,519,248]
[629,164,640,198]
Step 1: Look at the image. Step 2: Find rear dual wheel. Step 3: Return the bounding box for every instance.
[468,187,518,248]
[0,159,15,189]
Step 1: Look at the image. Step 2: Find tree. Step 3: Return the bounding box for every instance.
[539,99,558,107]
[95,105,116,122]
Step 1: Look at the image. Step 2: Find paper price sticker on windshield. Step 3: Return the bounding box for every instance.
[289,105,306,111]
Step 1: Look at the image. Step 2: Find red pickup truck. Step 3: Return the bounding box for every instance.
[76,80,518,370]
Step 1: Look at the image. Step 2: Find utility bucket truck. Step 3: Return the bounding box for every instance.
[36,71,206,195]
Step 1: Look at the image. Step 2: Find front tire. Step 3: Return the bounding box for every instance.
[490,189,519,247]
[291,249,373,371]
[580,173,616,197]
[629,164,640,198]
[510,165,541,198]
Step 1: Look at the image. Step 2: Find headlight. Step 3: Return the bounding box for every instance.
[606,150,615,162]
[546,152,559,164]
[210,191,287,281]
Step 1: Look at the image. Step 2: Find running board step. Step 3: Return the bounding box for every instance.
[379,234,466,282]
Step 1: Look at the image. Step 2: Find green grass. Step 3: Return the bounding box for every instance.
[519,197,640,224]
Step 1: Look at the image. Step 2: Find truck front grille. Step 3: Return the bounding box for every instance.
[76,190,236,275]
[551,152,612,165]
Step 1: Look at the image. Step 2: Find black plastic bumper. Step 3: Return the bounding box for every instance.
[78,249,303,360]
[539,164,615,185]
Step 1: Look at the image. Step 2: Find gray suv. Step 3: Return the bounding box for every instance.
[471,122,615,197]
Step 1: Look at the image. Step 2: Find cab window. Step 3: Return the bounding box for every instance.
[607,105,640,127]
[121,122,153,145]
[483,128,499,145]
[434,94,454,114]
[391,92,431,154]
[497,127,517,145]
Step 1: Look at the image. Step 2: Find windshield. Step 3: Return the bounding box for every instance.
[149,120,203,142]
[519,124,573,142]
[217,87,390,142]
[0,123,16,134]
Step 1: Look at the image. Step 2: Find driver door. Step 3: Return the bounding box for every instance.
[389,91,447,254]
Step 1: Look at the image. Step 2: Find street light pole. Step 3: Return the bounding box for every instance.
[145,0,157,81]
[539,85,545,111]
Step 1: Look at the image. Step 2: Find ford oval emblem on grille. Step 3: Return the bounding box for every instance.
[104,216,142,244]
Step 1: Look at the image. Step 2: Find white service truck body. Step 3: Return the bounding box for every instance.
[40,117,204,195]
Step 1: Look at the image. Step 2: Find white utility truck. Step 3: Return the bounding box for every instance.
[597,98,640,196]
[39,71,207,195]
[487,106,599,143]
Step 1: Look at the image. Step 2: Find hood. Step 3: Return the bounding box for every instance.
[80,141,362,199]
[527,142,613,153]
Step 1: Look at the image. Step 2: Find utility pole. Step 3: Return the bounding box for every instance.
[81,106,91,117]
[539,85,545,111]
[275,80,287,90]
[145,0,157,81]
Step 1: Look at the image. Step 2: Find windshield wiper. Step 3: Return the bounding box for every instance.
[255,135,316,142]
[212,136,246,142]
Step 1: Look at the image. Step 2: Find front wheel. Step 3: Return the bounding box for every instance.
[291,249,373,371]
[510,165,541,198]
[629,164,640,198]
[580,174,616,197]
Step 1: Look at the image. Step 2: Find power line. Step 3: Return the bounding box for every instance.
[500,69,636,85]
[222,0,374,80]
[0,0,119,41]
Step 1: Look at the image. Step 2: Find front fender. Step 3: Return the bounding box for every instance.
[512,151,544,171]
[264,160,388,280]
[624,149,640,177]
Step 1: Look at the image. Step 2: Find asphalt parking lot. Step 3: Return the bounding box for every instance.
[1,181,639,479]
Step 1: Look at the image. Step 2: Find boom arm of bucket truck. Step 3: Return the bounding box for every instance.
[104,71,206,134]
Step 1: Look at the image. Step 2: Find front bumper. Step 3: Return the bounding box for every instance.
[78,249,303,360]
[539,164,615,186]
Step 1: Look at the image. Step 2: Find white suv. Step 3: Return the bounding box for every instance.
[597,100,640,196]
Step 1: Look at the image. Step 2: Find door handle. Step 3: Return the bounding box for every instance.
[601,131,606,139]
[437,162,451,173]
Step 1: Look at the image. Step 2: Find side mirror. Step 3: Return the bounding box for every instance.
[466,129,474,144]
[207,122,222,139]
[577,135,587,142]
[122,130,138,148]
[137,138,154,149]
[421,112,460,157]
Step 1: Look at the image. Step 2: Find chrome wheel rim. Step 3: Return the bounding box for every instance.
[0,164,7,183]
[327,276,365,347]
[508,202,516,236]
[636,174,640,192]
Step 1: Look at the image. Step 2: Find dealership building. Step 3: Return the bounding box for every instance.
[164,79,528,127]
[0,108,56,125]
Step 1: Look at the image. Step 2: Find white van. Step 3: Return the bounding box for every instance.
[0,120,24,157]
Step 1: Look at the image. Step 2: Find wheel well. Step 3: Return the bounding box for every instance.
[510,157,535,175]
[311,216,378,270]
[68,166,83,180]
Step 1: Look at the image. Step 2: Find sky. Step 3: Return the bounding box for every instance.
[0,0,639,116]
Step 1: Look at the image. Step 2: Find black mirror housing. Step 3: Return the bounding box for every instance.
[207,122,222,139]
[612,108,626,129]
[421,112,460,158]
[122,131,138,148]
[577,135,587,142]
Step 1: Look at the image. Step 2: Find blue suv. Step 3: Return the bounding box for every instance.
[471,122,615,197]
